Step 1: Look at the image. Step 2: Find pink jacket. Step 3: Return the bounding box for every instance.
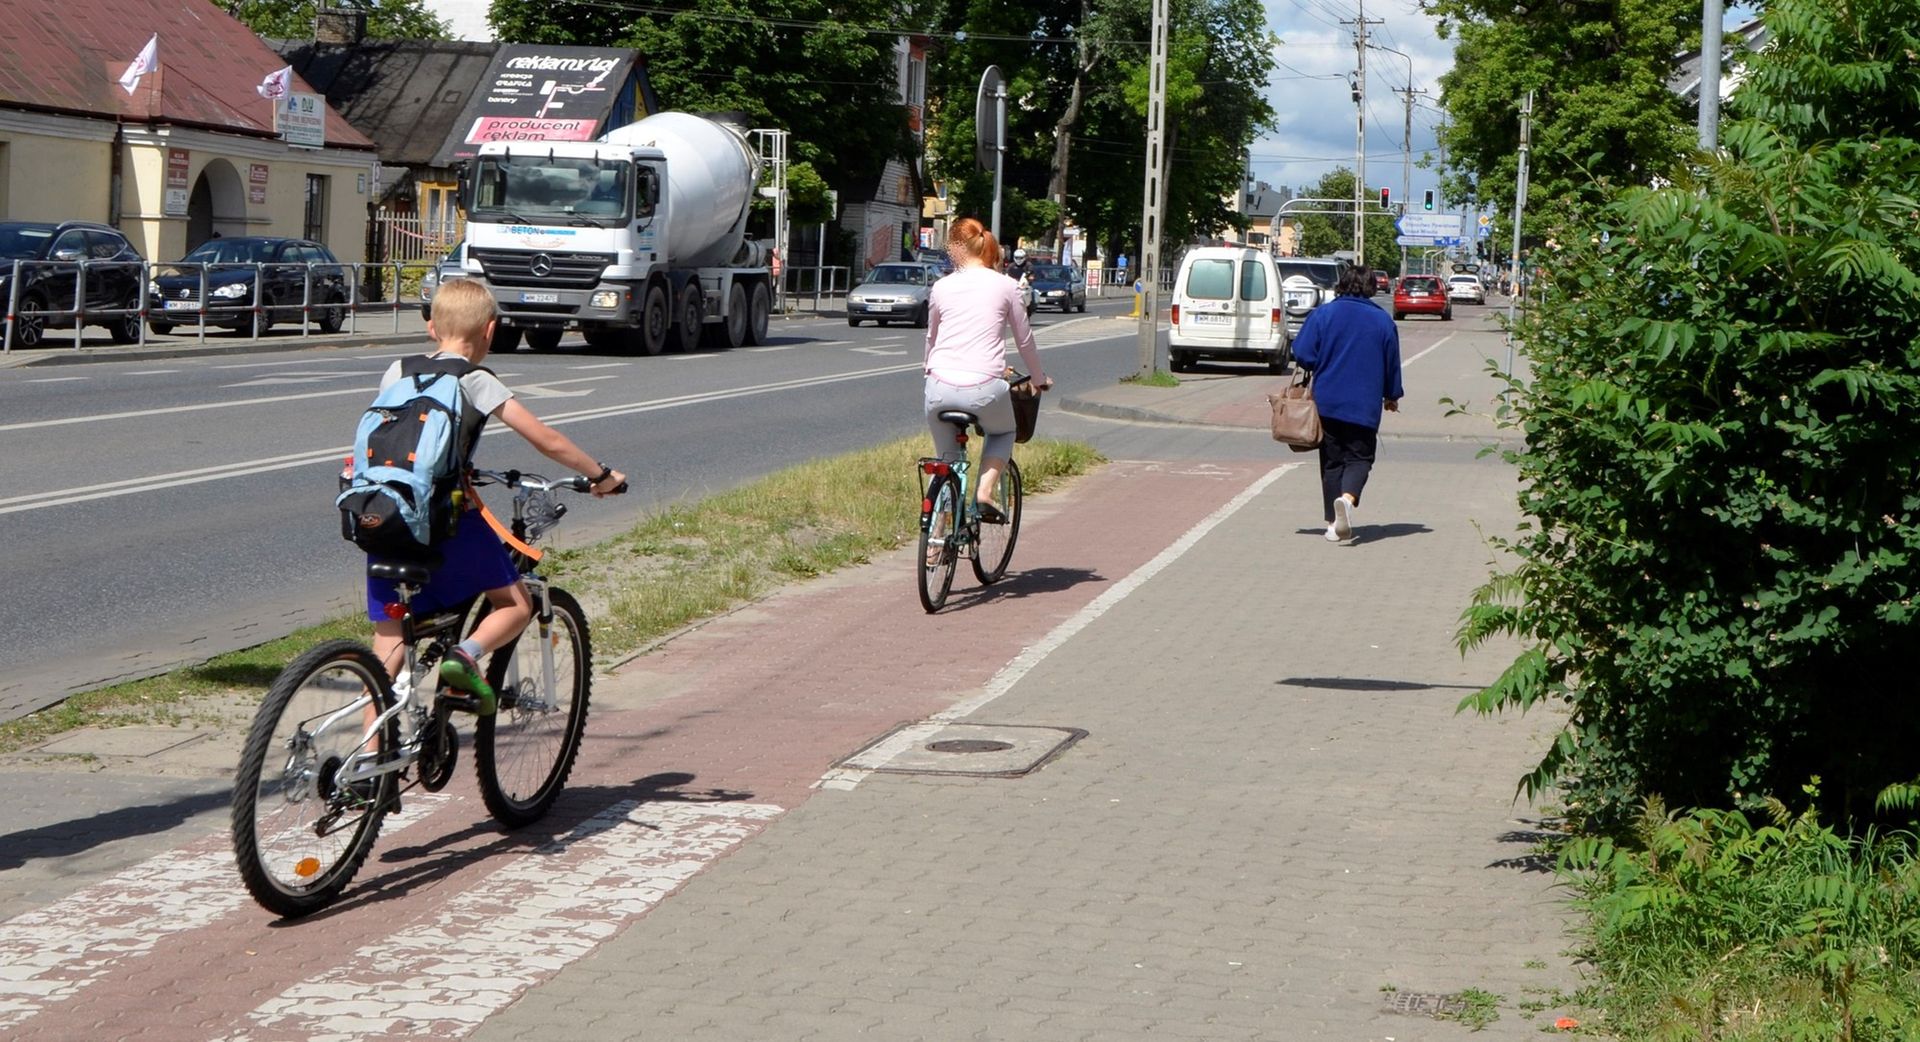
[923,267,1046,385]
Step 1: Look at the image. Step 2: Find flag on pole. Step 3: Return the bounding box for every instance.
[256,65,292,101]
[119,34,158,95]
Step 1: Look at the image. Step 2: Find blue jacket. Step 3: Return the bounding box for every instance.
[1291,295,1404,429]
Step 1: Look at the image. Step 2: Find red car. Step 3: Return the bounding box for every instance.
[1371,269,1390,294]
[1392,275,1452,320]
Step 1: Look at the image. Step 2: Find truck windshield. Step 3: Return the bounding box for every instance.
[470,157,629,222]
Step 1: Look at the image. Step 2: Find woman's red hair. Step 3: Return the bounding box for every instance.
[948,216,1003,271]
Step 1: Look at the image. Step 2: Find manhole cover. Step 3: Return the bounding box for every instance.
[836,722,1085,777]
[926,739,1015,754]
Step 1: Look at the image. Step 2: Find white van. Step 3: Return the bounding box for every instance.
[1168,246,1289,373]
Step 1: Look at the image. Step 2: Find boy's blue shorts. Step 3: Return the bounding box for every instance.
[365,509,520,621]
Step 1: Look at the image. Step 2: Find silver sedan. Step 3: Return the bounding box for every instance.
[847,262,941,327]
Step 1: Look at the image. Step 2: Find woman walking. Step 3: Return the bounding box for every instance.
[1291,265,1404,544]
[922,217,1052,521]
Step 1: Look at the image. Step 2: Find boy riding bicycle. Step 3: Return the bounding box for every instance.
[364,278,626,714]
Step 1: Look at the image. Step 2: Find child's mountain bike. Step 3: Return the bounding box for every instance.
[231,467,621,918]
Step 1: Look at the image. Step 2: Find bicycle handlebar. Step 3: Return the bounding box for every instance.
[471,468,630,495]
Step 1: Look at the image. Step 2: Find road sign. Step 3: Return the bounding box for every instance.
[1395,235,1437,247]
[1395,213,1463,238]
[974,66,1006,173]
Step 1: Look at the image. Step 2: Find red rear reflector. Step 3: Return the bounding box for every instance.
[936,462,951,475]
[1170,304,1181,324]
[921,499,932,513]
[383,602,406,619]
[921,462,937,474]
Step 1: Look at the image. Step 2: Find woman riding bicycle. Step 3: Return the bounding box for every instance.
[923,217,1053,522]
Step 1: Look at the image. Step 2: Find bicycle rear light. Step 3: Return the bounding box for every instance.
[383,602,406,619]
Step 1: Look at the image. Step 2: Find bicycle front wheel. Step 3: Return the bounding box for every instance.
[971,458,1023,585]
[231,639,396,918]
[475,586,592,827]
[918,472,961,612]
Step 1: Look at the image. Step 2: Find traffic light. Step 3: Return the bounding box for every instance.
[1422,189,1436,212]
[1379,187,1390,210]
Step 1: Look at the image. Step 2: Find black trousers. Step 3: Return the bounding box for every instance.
[1318,415,1378,523]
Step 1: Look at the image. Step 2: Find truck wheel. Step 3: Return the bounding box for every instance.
[525,329,563,352]
[491,324,523,353]
[636,284,669,355]
[713,282,747,349]
[743,281,771,346]
[669,288,702,354]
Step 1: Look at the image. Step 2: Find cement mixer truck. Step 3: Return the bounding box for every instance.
[456,112,779,355]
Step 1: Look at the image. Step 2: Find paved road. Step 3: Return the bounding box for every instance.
[0,300,1141,720]
[0,304,1582,1040]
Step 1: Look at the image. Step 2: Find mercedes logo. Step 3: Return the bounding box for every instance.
[529,254,554,277]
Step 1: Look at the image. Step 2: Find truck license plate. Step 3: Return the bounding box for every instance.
[520,292,560,304]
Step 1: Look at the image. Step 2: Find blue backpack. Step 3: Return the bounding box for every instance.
[336,356,490,561]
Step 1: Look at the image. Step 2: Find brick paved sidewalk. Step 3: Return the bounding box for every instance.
[473,325,1578,1041]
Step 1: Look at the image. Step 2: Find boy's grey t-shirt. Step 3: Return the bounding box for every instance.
[377,352,513,418]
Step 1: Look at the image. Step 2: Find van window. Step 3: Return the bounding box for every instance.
[1239,260,1268,301]
[1184,259,1234,300]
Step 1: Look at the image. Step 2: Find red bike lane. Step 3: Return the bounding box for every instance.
[2,456,1284,1041]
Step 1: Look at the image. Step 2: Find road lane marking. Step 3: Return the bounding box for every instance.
[216,801,782,1042]
[1,331,1128,513]
[124,369,180,376]
[566,362,632,370]
[742,343,803,353]
[0,385,379,433]
[1402,333,1454,368]
[851,346,908,356]
[24,377,87,384]
[819,461,1304,789]
[0,796,448,1031]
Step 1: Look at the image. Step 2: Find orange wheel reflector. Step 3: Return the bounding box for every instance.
[294,857,321,878]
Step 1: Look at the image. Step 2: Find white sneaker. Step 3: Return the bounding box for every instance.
[1324,523,1341,542]
[1332,496,1355,541]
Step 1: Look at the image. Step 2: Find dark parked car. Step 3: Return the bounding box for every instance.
[148,236,349,335]
[1027,263,1087,312]
[0,221,145,347]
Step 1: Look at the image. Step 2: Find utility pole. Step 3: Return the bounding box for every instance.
[1506,90,1533,370]
[1392,84,1426,277]
[1343,2,1382,265]
[1135,0,1170,375]
[1699,0,1723,149]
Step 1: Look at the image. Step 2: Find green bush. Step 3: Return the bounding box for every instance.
[1559,792,1920,1041]
[1458,0,1920,827]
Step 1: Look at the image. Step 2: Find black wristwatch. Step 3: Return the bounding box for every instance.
[589,463,614,485]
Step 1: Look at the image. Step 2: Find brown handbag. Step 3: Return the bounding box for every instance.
[1267,370,1322,451]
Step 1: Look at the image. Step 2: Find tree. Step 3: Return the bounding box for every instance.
[1458,0,1920,829]
[1422,0,1697,240]
[223,0,450,40]
[488,0,912,197]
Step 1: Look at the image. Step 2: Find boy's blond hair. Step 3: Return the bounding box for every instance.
[431,278,497,345]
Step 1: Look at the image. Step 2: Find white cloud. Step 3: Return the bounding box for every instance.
[1251,0,1456,203]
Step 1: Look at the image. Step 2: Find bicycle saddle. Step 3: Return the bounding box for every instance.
[367,560,435,584]
[937,410,979,428]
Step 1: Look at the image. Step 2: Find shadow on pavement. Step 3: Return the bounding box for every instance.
[1487,821,1566,874]
[284,770,756,925]
[940,565,1106,611]
[0,786,231,870]
[1275,676,1485,693]
[1292,522,1435,542]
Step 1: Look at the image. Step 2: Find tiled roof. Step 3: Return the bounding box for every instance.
[0,0,373,149]
[272,40,495,167]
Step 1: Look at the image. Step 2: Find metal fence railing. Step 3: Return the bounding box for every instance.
[783,265,850,313]
[2,258,452,354]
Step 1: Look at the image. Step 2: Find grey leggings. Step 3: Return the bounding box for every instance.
[924,374,1016,461]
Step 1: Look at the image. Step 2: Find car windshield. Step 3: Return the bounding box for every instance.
[184,240,274,264]
[0,225,54,260]
[1403,278,1439,290]
[470,156,630,221]
[1449,275,1477,284]
[1032,265,1072,281]
[1276,261,1340,288]
[866,265,926,285]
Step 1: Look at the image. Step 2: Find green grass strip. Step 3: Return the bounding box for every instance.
[0,436,1104,755]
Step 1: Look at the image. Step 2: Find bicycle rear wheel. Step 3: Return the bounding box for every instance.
[231,640,397,918]
[475,586,592,827]
[971,458,1023,585]
[918,473,961,612]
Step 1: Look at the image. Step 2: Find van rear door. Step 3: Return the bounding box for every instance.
[1176,250,1277,347]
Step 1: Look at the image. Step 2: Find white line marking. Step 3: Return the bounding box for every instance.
[214,353,412,371]
[818,462,1303,789]
[0,795,448,1030]
[221,801,781,1042]
[124,369,180,376]
[1402,333,1454,368]
[808,339,851,347]
[566,362,632,370]
[665,352,721,360]
[24,376,87,384]
[1,331,1123,514]
[0,385,378,433]
[742,343,804,353]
